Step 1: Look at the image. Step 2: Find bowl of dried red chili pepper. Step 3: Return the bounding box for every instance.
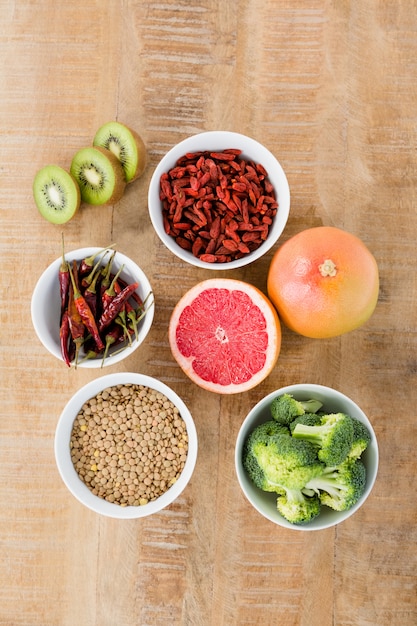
[148,131,290,269]
[31,246,154,368]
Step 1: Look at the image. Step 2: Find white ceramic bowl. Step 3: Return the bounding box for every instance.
[148,131,290,269]
[54,372,198,518]
[31,247,154,368]
[235,384,379,531]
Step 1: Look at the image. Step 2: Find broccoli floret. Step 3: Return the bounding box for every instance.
[270,393,323,425]
[347,418,371,460]
[251,420,291,439]
[243,420,324,492]
[292,412,354,466]
[242,421,291,491]
[251,433,324,490]
[277,488,321,525]
[289,412,323,433]
[305,459,366,512]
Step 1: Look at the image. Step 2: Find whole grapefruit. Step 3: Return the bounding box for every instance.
[267,226,379,339]
[169,279,281,394]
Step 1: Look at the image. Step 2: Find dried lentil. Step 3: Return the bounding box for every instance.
[70,384,188,507]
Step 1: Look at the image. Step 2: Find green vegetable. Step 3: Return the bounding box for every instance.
[348,418,371,460]
[289,412,322,433]
[242,421,290,491]
[252,433,324,490]
[270,393,323,425]
[242,421,324,525]
[242,394,371,525]
[276,488,321,525]
[304,459,366,512]
[291,412,354,467]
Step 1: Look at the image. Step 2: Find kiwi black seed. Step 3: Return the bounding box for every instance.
[93,121,146,183]
[33,165,81,224]
[70,146,126,206]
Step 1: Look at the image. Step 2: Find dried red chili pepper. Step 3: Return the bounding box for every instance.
[78,245,115,276]
[60,310,71,367]
[68,261,104,352]
[83,261,103,318]
[98,281,139,333]
[59,235,70,321]
[114,276,143,308]
[81,254,105,290]
[67,267,86,367]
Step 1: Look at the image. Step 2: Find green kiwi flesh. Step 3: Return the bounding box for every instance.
[70,146,126,205]
[93,121,146,182]
[33,165,80,224]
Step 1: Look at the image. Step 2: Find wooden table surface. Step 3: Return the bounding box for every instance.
[1,2,416,625]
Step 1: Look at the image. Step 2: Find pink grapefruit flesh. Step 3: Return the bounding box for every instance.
[169,279,281,394]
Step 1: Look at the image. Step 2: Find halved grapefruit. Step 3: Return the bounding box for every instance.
[169,279,281,394]
[267,226,379,338]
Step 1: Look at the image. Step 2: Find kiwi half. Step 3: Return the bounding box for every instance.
[70,146,126,205]
[93,122,146,183]
[33,165,81,224]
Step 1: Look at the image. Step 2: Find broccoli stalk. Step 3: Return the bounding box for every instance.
[304,459,366,511]
[289,412,322,433]
[270,393,323,425]
[292,412,354,466]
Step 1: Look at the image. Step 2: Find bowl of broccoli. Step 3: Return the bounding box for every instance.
[235,384,379,530]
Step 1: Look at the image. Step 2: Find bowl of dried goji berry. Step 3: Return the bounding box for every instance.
[148,131,290,269]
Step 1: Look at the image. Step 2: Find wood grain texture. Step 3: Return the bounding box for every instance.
[1,1,416,624]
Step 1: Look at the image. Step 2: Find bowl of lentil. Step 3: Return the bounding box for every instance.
[54,372,197,518]
[31,247,154,368]
[148,131,290,269]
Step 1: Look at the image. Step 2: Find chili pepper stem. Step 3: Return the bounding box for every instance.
[128,291,154,338]
[76,349,100,365]
[100,251,116,293]
[101,327,122,367]
[108,265,125,299]
[82,251,108,289]
[79,244,116,275]
[127,310,139,341]
[116,309,132,345]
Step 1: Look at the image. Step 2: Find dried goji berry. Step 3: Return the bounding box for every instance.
[199,254,217,263]
[159,149,278,264]
[176,237,192,250]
